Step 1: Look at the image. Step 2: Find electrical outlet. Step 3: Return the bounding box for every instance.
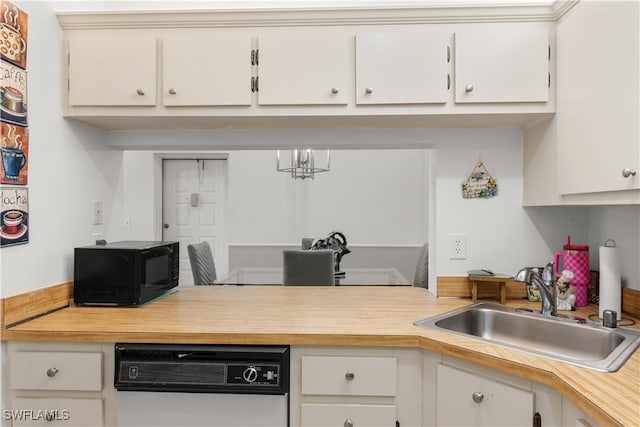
[449,233,467,260]
[93,200,103,225]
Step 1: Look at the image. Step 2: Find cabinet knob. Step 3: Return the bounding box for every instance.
[168,88,177,95]
[331,87,340,94]
[345,371,355,381]
[472,391,484,403]
[344,419,354,427]
[622,168,637,178]
[365,87,373,94]
[465,84,474,93]
[46,367,59,377]
[136,89,145,96]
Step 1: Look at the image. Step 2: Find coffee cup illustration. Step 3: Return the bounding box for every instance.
[2,209,23,234]
[1,146,26,180]
[0,22,26,62]
[0,86,25,113]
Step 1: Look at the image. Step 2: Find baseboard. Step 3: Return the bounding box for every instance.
[622,288,640,317]
[437,276,528,300]
[1,281,73,329]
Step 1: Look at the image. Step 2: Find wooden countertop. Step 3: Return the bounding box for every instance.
[2,286,639,426]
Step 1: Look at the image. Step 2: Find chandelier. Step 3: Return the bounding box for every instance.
[276,148,330,180]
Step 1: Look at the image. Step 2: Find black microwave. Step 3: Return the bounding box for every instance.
[74,241,179,306]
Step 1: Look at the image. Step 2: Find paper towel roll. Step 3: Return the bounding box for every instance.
[599,245,622,320]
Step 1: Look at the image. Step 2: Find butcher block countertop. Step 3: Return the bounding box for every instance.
[2,286,639,426]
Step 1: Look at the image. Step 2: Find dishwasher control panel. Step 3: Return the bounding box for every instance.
[227,363,280,385]
[115,343,289,394]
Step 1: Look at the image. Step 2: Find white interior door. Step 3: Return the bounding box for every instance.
[162,159,227,285]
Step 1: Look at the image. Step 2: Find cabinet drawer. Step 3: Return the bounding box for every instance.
[11,352,102,391]
[301,356,396,396]
[11,398,103,426]
[301,403,395,427]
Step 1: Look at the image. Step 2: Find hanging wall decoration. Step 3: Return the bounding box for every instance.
[0,186,28,247]
[0,1,28,248]
[462,160,498,199]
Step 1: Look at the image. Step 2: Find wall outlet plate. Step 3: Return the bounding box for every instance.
[449,233,467,260]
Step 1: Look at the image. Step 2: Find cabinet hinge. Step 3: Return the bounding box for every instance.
[447,74,450,90]
[251,76,259,92]
[255,75,259,92]
[533,412,541,427]
[251,49,255,66]
[255,49,259,65]
[548,45,551,61]
[447,46,450,63]
[548,72,551,88]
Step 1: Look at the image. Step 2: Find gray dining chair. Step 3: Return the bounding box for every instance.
[301,237,316,250]
[187,241,217,286]
[413,242,428,288]
[283,249,335,286]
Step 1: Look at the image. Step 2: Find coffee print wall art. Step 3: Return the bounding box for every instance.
[0,186,28,247]
[0,122,28,184]
[1,59,27,126]
[0,1,28,70]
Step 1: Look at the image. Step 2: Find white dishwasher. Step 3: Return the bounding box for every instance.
[114,343,289,427]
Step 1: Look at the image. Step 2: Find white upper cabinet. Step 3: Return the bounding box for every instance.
[355,30,450,105]
[455,24,549,103]
[257,32,351,105]
[556,0,639,195]
[68,32,157,106]
[162,33,252,106]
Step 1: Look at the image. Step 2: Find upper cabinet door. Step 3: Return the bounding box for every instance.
[257,32,350,105]
[455,24,549,103]
[356,30,449,105]
[163,33,252,106]
[556,0,639,194]
[68,33,157,106]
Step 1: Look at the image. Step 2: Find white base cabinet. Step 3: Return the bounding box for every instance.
[4,342,116,427]
[290,346,422,427]
[436,364,533,426]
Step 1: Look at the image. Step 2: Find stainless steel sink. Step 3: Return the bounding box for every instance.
[413,303,640,372]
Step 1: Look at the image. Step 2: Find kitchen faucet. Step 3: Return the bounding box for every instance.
[514,263,557,316]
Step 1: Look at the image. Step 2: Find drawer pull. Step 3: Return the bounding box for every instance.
[46,367,59,377]
[344,418,354,427]
[472,391,484,403]
[345,371,355,381]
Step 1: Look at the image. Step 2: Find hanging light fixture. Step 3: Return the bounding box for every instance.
[276,148,330,180]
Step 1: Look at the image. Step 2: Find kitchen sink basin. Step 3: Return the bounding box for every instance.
[413,303,640,372]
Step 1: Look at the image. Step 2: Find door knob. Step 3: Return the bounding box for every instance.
[163,223,170,229]
[136,89,145,96]
[472,391,484,403]
[365,87,373,94]
[345,371,355,381]
[46,367,59,377]
[168,88,177,95]
[344,419,354,427]
[331,87,340,94]
[622,168,637,178]
[465,84,474,93]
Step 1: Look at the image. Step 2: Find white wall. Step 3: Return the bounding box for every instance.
[226,150,429,245]
[588,206,640,290]
[432,128,590,292]
[0,1,122,298]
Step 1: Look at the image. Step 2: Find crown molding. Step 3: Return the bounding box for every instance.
[56,1,575,30]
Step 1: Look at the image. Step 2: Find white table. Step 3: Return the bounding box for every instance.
[217,267,411,286]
